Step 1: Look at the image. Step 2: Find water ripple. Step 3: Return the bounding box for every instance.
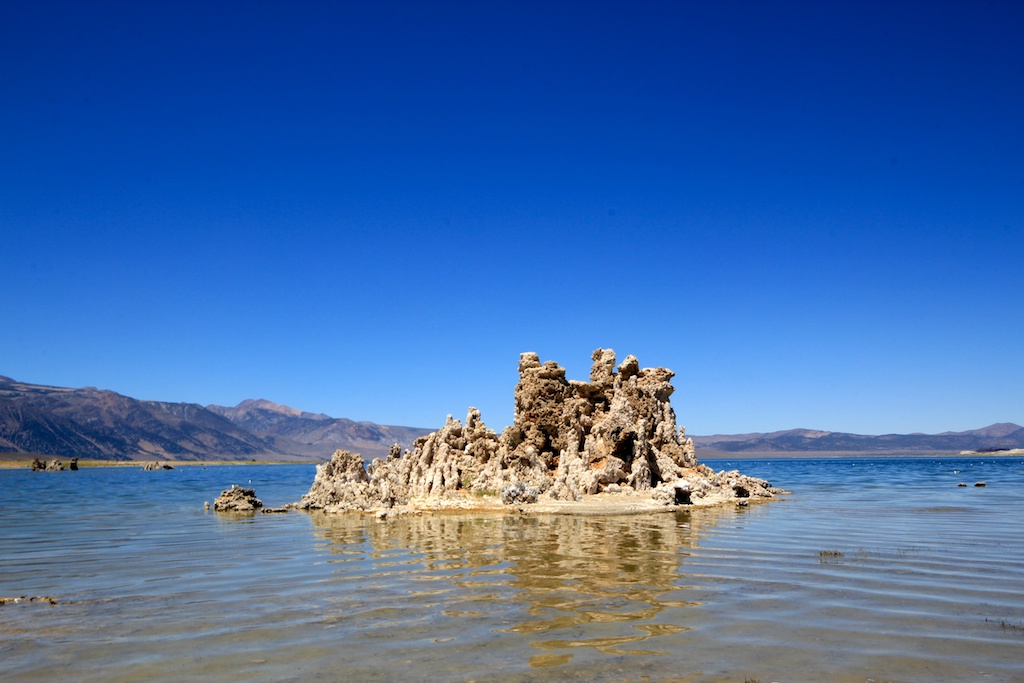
[2,458,1024,681]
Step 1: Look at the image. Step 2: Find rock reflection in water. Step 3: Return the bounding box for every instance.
[308,509,731,674]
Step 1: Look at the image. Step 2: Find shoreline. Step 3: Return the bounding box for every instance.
[698,448,1024,459]
[334,488,778,517]
[0,456,312,469]
[5,450,1020,470]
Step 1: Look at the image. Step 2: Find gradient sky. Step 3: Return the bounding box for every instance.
[2,1,1022,435]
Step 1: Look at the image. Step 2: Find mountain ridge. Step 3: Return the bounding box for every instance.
[0,376,430,462]
[0,376,279,461]
[205,400,431,461]
[691,423,1024,454]
[1,375,1020,460]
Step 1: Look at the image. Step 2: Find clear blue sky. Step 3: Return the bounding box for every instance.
[2,1,1021,436]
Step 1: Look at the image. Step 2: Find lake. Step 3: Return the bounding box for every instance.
[2,457,1023,682]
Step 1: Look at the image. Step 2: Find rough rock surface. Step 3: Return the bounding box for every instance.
[30,458,66,471]
[213,485,264,512]
[297,349,785,513]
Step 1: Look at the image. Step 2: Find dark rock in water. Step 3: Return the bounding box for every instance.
[69,458,78,470]
[213,485,263,512]
[975,482,987,487]
[957,482,968,487]
[672,481,692,504]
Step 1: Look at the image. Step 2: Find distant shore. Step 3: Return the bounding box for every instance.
[698,448,1024,459]
[4,449,1021,470]
[0,453,311,469]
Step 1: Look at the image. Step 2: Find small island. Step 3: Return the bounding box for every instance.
[295,349,785,515]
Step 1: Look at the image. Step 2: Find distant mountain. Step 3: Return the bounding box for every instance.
[691,423,1024,454]
[0,376,431,462]
[938,423,1023,439]
[0,376,280,461]
[3,374,1019,461]
[206,399,432,461]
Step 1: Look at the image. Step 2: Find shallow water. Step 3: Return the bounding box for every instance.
[2,458,1023,682]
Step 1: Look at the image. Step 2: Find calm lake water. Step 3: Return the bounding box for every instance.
[2,457,1023,682]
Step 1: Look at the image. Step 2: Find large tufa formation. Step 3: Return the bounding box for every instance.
[298,349,780,512]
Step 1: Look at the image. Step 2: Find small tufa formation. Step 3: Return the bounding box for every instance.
[213,485,264,512]
[0,595,58,606]
[141,461,174,471]
[297,349,782,513]
[30,458,66,471]
[500,482,539,505]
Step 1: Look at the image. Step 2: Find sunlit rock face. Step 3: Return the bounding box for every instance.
[297,349,780,512]
[213,485,264,512]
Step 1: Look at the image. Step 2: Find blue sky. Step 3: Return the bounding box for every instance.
[2,1,1021,435]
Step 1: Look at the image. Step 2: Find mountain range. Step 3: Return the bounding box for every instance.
[0,376,430,462]
[203,399,431,461]
[1,375,1021,462]
[691,423,1024,455]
